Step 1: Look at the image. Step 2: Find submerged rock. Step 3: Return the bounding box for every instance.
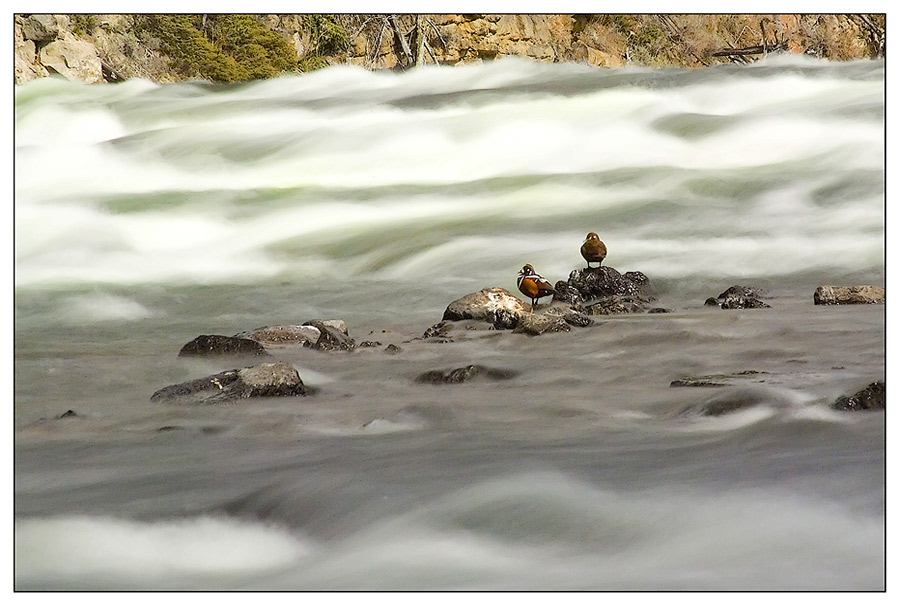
[151,361,310,405]
[178,335,271,358]
[554,266,654,315]
[416,364,519,384]
[814,285,885,305]
[830,381,885,411]
[682,386,783,416]
[670,370,767,388]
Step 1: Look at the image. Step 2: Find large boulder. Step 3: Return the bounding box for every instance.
[442,287,528,329]
[814,285,885,305]
[150,361,310,404]
[22,14,67,43]
[554,266,654,314]
[39,38,104,83]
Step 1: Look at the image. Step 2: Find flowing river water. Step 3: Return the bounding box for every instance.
[14,55,885,590]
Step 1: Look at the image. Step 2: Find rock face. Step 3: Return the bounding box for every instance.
[705,285,771,309]
[831,381,885,411]
[14,14,882,86]
[415,365,519,384]
[40,38,103,83]
[178,335,271,358]
[150,361,309,404]
[554,266,654,315]
[814,285,885,305]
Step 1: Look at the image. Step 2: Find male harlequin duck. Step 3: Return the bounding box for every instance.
[517,264,557,311]
[580,232,607,268]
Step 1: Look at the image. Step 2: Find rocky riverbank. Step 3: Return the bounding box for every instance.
[15,13,886,85]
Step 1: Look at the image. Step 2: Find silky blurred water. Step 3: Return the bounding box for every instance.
[14,55,884,590]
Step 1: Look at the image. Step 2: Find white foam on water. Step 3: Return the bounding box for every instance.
[60,293,160,323]
[14,515,312,587]
[15,58,883,289]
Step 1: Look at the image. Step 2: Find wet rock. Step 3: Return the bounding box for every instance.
[442,287,527,329]
[56,409,78,419]
[830,381,885,411]
[554,266,654,315]
[814,285,885,305]
[384,344,402,354]
[648,307,672,313]
[302,320,356,351]
[706,285,771,309]
[587,296,647,315]
[415,365,519,384]
[357,340,382,348]
[305,318,349,335]
[151,361,310,405]
[422,321,454,341]
[717,285,768,300]
[235,324,321,347]
[704,297,720,307]
[543,305,594,327]
[670,370,767,388]
[178,335,271,358]
[513,311,571,335]
[720,295,772,309]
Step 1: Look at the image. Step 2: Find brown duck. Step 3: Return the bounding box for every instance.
[580,232,607,268]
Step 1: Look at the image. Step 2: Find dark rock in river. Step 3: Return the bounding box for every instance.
[814,285,885,305]
[384,344,402,354]
[443,287,527,329]
[235,324,322,347]
[670,370,767,387]
[553,266,654,315]
[705,285,771,309]
[302,320,356,351]
[416,364,519,384]
[151,361,309,405]
[830,381,885,411]
[720,295,771,309]
[178,334,271,358]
